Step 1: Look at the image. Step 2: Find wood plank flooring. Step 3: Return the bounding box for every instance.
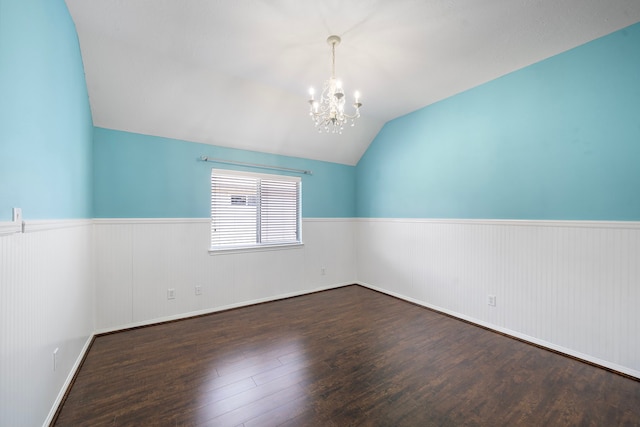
[54,285,640,426]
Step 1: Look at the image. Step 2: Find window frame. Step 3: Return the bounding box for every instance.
[209,168,303,254]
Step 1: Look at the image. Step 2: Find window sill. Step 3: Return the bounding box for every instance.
[208,242,304,255]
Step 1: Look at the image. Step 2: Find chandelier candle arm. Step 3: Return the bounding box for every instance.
[308,35,362,134]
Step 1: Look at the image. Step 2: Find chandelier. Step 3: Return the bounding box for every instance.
[308,35,362,134]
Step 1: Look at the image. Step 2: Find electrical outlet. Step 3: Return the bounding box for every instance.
[321,266,326,275]
[195,285,202,296]
[167,288,176,299]
[53,347,59,371]
[487,295,496,306]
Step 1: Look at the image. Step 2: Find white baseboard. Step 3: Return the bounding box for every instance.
[356,281,640,380]
[96,282,354,335]
[43,334,94,427]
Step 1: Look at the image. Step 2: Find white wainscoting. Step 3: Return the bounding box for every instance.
[0,220,94,427]
[356,218,640,379]
[94,218,357,332]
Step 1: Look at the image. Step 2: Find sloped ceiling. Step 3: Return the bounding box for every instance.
[65,0,640,165]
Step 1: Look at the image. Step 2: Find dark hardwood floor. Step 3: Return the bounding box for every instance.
[54,285,640,426]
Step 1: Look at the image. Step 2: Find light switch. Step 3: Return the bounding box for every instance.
[12,208,22,222]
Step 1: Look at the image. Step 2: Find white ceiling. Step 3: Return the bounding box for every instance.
[65,0,640,165]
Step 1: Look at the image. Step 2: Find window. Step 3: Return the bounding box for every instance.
[210,169,302,251]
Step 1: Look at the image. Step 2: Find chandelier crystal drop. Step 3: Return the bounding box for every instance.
[308,35,362,134]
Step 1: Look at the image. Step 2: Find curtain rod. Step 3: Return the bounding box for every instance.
[199,156,313,175]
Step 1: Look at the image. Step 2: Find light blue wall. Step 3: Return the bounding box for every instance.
[94,128,356,218]
[0,0,93,221]
[356,23,640,220]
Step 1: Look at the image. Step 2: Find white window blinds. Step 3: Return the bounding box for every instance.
[210,169,301,250]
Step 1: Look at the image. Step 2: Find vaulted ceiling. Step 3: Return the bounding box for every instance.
[65,0,640,165]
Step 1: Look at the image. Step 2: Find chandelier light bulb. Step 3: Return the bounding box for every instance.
[307,35,362,134]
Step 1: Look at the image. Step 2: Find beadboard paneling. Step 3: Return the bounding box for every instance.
[0,221,94,427]
[356,219,640,378]
[94,218,357,331]
[94,223,133,329]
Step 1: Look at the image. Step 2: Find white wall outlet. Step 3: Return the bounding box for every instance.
[321,266,326,276]
[12,207,22,222]
[167,288,176,299]
[195,285,202,296]
[488,295,496,306]
[53,347,59,371]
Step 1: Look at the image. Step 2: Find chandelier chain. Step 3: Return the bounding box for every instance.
[331,41,336,79]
